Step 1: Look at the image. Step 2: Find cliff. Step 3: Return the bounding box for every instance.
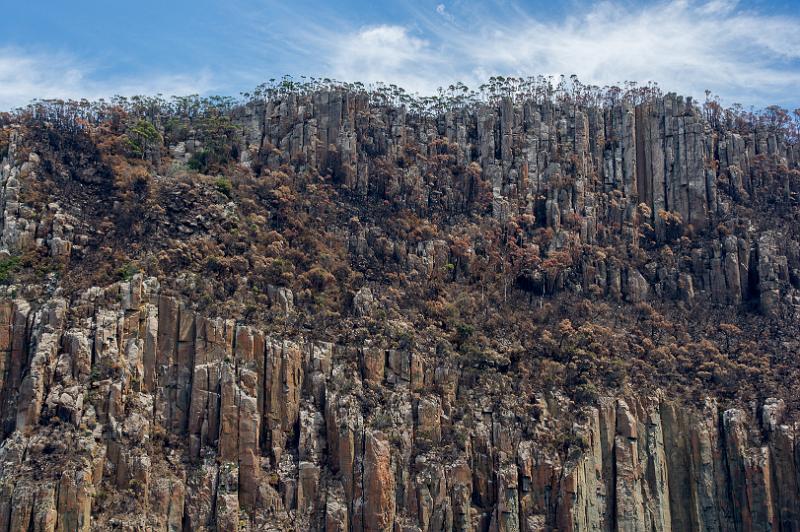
[0,80,799,530]
[0,279,798,531]
[228,89,799,313]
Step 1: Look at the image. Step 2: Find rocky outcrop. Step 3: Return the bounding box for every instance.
[0,276,798,530]
[225,89,800,314]
[1,85,799,530]
[0,135,81,263]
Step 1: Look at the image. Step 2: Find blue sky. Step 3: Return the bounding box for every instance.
[1,0,799,110]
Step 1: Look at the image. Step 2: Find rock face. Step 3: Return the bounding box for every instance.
[0,84,799,530]
[0,276,797,530]
[2,90,799,313]
[226,90,800,313]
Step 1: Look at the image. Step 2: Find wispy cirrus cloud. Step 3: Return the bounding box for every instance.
[462,0,800,106]
[0,47,216,110]
[2,1,799,110]
[303,0,800,107]
[323,25,453,94]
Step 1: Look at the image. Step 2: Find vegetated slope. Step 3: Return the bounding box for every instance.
[0,77,799,530]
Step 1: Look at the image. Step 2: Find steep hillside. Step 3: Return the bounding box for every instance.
[0,78,799,530]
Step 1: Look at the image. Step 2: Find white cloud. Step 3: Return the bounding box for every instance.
[3,0,798,109]
[698,0,738,15]
[0,47,215,110]
[315,0,800,107]
[435,3,455,22]
[323,25,452,94]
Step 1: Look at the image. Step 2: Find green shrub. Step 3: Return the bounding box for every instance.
[126,119,162,159]
[0,255,21,284]
[116,262,139,281]
[215,177,233,198]
[187,150,209,172]
[573,382,600,405]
